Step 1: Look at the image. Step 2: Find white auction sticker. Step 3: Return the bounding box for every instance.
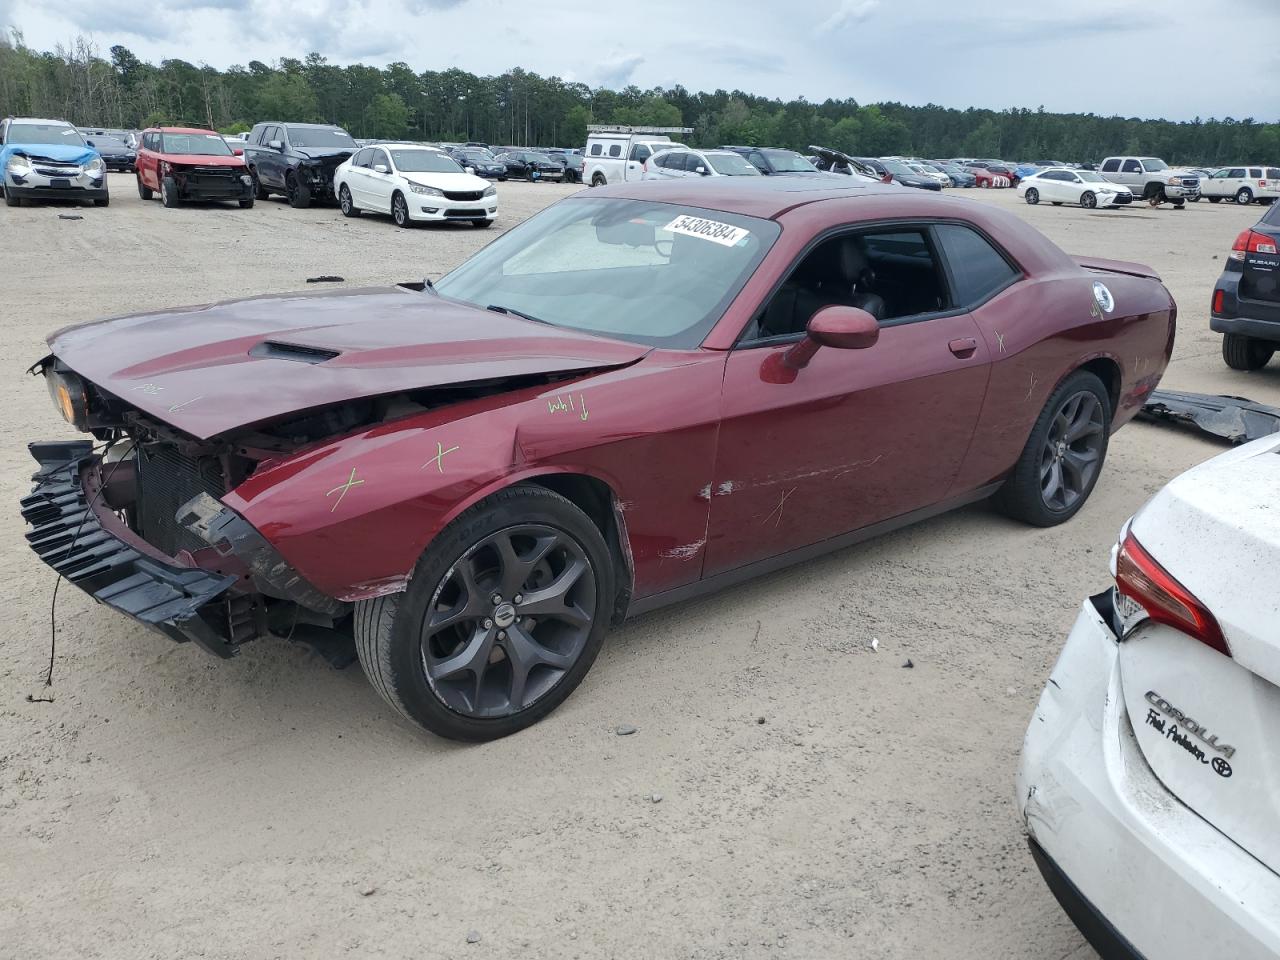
[663,215,750,247]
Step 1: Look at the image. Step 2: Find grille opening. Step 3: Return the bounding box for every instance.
[135,443,227,557]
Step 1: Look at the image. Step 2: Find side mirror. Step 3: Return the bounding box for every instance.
[232,147,244,156]
[373,164,389,174]
[465,166,475,175]
[696,165,708,176]
[783,306,880,370]
[268,139,283,151]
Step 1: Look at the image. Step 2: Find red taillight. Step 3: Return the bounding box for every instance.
[1212,288,1225,313]
[1115,531,1229,656]
[1230,228,1278,261]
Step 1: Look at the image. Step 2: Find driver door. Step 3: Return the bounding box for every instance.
[704,225,991,575]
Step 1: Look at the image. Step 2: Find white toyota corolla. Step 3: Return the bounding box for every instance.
[334,143,497,228]
[1018,433,1280,959]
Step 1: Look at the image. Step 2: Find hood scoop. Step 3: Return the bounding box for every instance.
[248,341,341,364]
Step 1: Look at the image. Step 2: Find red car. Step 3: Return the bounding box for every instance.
[135,126,255,208]
[966,163,1017,188]
[24,179,1175,740]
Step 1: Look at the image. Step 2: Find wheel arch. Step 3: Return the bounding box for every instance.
[1073,355,1122,418]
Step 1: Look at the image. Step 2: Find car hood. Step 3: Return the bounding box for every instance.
[47,287,650,440]
[160,153,245,167]
[6,142,98,164]
[296,147,356,162]
[402,172,490,191]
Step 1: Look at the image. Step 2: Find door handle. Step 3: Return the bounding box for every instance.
[948,337,978,358]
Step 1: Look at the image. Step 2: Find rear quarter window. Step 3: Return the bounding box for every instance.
[589,143,602,156]
[608,144,621,157]
[933,223,1019,307]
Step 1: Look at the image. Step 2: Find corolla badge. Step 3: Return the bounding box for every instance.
[1092,281,1115,314]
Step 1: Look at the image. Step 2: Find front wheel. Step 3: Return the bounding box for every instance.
[238,197,254,209]
[285,172,311,208]
[993,370,1111,527]
[161,176,179,208]
[353,485,614,741]
[1080,190,1097,209]
[1222,333,1275,371]
[391,190,410,227]
[339,184,360,217]
[1024,188,1039,205]
[1236,187,1254,205]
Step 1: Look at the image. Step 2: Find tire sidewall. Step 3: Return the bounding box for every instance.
[379,488,614,741]
[1025,188,1038,205]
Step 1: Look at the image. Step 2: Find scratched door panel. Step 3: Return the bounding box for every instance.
[1119,624,1280,875]
[705,314,989,576]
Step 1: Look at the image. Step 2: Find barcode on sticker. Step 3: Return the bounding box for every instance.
[664,215,750,247]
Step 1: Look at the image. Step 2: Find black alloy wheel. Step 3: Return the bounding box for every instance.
[1038,391,1105,512]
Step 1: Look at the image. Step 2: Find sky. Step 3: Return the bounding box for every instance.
[3,0,1278,122]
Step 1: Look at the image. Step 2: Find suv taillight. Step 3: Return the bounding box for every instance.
[1230,228,1278,261]
[1115,531,1229,656]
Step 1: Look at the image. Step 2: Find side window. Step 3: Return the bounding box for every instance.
[1249,168,1263,179]
[589,143,602,156]
[1268,169,1280,180]
[1212,169,1230,179]
[1101,159,1120,173]
[607,143,621,158]
[1263,201,1280,226]
[934,223,1019,308]
[352,148,371,168]
[373,149,390,170]
[630,143,651,162]
[1121,159,1141,173]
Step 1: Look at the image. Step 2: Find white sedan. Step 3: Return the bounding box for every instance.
[334,144,497,228]
[1020,167,1134,209]
[1018,432,1280,959]
[641,148,761,179]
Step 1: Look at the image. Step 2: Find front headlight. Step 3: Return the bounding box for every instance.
[6,154,32,176]
[45,368,90,430]
[482,185,496,198]
[408,184,443,197]
[85,157,105,175]
[1166,176,1181,185]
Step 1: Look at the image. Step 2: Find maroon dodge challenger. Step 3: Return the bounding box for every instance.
[24,178,1174,740]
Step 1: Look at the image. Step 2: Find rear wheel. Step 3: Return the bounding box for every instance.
[392,190,410,228]
[1080,191,1097,209]
[136,175,152,200]
[238,198,254,209]
[1236,187,1254,205]
[252,170,269,201]
[161,176,179,208]
[591,172,606,187]
[285,172,311,208]
[1222,333,1275,371]
[339,184,360,217]
[353,485,614,741]
[1024,188,1039,205]
[994,370,1111,527]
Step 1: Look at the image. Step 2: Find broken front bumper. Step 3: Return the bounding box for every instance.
[20,440,346,658]
[1016,594,1280,960]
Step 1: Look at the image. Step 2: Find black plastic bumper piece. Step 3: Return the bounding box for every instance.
[1028,839,1148,960]
[21,441,240,657]
[1139,388,1280,444]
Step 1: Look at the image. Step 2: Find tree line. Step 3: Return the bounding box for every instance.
[2,31,1277,164]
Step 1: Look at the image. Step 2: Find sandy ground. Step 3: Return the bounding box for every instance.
[2,175,1277,960]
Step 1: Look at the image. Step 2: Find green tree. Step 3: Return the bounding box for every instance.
[366,92,409,139]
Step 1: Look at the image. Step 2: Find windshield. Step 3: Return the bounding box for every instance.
[92,136,130,150]
[760,149,817,173]
[1142,158,1169,171]
[7,122,85,147]
[160,132,233,156]
[706,153,761,176]
[392,149,462,173]
[1077,170,1107,182]
[435,198,780,348]
[882,160,916,176]
[459,149,494,161]
[288,126,357,149]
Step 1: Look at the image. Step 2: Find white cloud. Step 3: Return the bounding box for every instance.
[817,0,879,34]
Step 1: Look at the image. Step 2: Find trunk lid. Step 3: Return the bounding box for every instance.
[1117,435,1280,874]
[48,286,649,440]
[1070,254,1161,280]
[1240,210,1280,304]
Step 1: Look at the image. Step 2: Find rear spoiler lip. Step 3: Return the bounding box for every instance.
[1071,254,1162,281]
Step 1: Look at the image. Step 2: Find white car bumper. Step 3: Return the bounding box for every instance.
[1017,594,1280,960]
[408,192,496,222]
[1097,190,1133,208]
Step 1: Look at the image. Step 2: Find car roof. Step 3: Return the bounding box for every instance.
[149,126,219,134]
[593,176,919,218]
[8,117,73,126]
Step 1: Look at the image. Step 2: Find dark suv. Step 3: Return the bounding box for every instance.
[1211,202,1280,370]
[241,122,358,207]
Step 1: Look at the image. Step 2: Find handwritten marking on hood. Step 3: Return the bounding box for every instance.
[325,467,365,513]
[422,440,460,473]
[167,395,203,413]
[548,392,589,421]
[133,382,164,395]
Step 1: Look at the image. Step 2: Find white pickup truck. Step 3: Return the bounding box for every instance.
[1098,156,1201,207]
[582,124,692,187]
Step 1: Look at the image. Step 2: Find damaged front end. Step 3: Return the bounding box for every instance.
[299,154,349,202]
[166,162,255,203]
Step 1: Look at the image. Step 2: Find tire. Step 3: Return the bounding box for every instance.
[1208,196,1221,203]
[339,184,360,217]
[238,198,255,209]
[1024,188,1039,205]
[1172,199,1185,209]
[1188,195,1201,202]
[1222,333,1275,371]
[285,172,311,209]
[392,190,410,228]
[353,485,614,741]
[993,370,1111,527]
[161,176,179,208]
[1080,191,1097,209]
[252,170,269,201]
[1236,187,1254,205]
[591,173,606,187]
[136,175,152,200]
[1051,201,1063,206]
[93,194,109,207]
[472,218,493,228]
[3,187,20,207]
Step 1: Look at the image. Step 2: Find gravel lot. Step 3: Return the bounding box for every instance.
[2,175,1277,960]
